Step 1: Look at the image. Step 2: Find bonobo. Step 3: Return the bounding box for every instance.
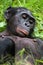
[4,7,35,37]
[0,37,15,65]
[0,7,43,65]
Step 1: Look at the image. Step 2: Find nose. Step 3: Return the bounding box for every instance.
[25,22,30,27]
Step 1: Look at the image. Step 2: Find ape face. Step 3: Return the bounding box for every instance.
[5,7,35,37]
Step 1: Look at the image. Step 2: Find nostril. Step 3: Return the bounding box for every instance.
[25,23,27,26]
[27,25,29,27]
[25,23,29,27]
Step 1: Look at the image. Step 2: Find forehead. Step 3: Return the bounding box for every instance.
[15,7,33,18]
[16,7,31,14]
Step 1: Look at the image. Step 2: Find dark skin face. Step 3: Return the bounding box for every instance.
[5,7,35,37]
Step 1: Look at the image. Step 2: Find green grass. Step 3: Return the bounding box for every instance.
[0,0,43,65]
[0,0,43,39]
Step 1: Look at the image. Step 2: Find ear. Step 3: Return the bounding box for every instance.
[4,6,16,20]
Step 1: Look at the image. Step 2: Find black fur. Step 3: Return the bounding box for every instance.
[0,38,15,65]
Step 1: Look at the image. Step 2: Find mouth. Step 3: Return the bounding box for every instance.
[16,27,29,36]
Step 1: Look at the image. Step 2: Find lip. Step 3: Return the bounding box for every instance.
[16,27,29,36]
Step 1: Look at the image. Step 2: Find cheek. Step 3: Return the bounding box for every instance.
[30,23,35,29]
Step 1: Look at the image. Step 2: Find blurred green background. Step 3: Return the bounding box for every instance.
[0,0,43,39]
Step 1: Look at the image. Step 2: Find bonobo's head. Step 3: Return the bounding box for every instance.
[4,7,35,37]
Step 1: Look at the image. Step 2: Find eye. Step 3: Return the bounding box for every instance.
[29,19,33,24]
[22,13,28,19]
